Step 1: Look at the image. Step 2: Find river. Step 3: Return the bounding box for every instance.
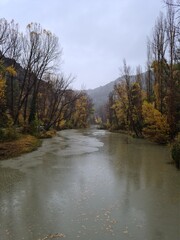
[0,128,179,240]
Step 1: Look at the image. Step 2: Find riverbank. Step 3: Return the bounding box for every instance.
[0,135,42,160]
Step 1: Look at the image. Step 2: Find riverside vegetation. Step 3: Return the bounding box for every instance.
[95,1,180,168]
[0,20,93,159]
[0,0,179,168]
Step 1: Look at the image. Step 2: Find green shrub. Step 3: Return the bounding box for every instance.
[23,117,42,136]
[29,120,39,136]
[0,127,19,142]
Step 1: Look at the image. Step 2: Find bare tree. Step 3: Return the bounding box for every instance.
[122,60,138,135]
[13,23,61,124]
[166,0,178,138]
[0,18,9,59]
[40,74,80,130]
[135,65,143,89]
[151,12,168,113]
[6,20,21,118]
[146,38,154,102]
[27,24,61,124]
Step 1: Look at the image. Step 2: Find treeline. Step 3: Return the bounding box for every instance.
[0,19,93,139]
[104,0,180,144]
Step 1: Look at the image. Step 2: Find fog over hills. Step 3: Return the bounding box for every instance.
[86,72,148,111]
[86,77,121,110]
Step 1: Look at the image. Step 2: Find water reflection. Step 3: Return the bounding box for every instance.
[0,128,179,240]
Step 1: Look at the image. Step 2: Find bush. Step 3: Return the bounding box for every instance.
[142,102,170,144]
[23,117,42,136]
[0,127,19,142]
[171,140,180,169]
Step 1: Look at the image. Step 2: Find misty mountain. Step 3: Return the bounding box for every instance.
[86,72,148,111]
[86,77,121,110]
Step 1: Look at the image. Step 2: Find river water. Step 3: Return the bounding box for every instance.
[0,128,179,240]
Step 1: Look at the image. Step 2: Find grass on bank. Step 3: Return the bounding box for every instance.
[0,135,42,160]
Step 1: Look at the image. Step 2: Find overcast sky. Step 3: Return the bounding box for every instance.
[0,0,165,89]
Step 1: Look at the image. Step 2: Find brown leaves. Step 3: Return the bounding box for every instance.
[38,233,66,240]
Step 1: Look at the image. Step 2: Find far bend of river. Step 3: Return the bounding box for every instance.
[0,128,180,240]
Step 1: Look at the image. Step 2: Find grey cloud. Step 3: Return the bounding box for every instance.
[0,0,164,89]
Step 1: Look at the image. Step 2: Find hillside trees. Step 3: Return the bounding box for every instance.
[0,19,21,120]
[150,0,180,139]
[106,0,179,143]
[12,23,61,125]
[0,18,93,137]
[108,60,143,137]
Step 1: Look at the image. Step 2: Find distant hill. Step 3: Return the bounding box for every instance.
[86,76,138,110]
[86,77,121,110]
[86,72,148,111]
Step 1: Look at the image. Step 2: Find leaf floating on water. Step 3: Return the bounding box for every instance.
[81,225,86,229]
[123,226,129,234]
[136,224,143,228]
[38,233,66,240]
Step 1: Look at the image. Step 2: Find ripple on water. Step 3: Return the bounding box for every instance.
[0,167,24,192]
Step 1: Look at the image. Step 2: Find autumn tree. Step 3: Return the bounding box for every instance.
[107,60,143,137]
[71,92,93,128]
[148,0,179,139]
[0,61,7,127]
[0,61,17,127]
[142,102,170,143]
[110,82,128,130]
[131,82,143,137]
[121,60,144,137]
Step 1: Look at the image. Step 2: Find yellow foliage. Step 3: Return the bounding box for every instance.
[110,82,129,130]
[0,61,6,101]
[0,62,16,108]
[142,101,170,143]
[73,94,89,128]
[0,77,6,104]
[95,116,102,124]
[111,98,128,129]
[58,119,66,129]
[6,66,17,77]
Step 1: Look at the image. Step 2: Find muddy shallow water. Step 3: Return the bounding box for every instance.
[0,128,179,240]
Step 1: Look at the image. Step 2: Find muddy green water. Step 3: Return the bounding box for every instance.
[0,128,179,240]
